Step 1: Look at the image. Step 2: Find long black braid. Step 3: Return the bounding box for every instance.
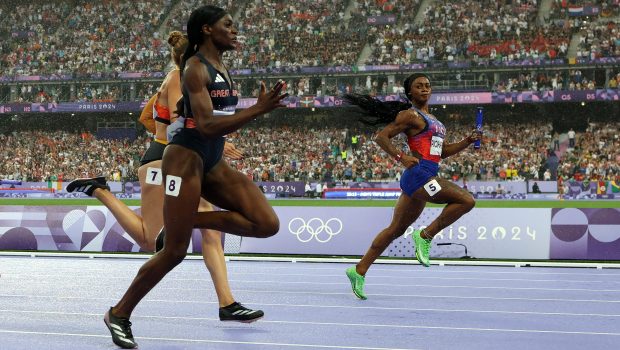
[344,73,430,126]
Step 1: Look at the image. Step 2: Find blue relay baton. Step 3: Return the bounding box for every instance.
[474,107,483,149]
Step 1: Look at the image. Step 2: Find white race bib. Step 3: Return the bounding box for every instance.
[145,167,162,185]
[165,175,182,197]
[424,179,442,197]
[430,136,444,156]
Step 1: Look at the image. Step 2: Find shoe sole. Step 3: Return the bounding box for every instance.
[415,249,430,267]
[220,315,264,323]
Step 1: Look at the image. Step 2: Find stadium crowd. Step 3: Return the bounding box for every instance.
[0,131,146,182]
[1,118,618,187]
[2,0,618,79]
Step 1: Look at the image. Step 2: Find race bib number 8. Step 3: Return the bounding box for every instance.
[424,179,442,197]
[145,167,163,185]
[430,136,444,156]
[165,175,182,197]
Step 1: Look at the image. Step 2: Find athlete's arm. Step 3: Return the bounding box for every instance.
[138,93,157,133]
[184,58,287,138]
[376,110,424,168]
[441,129,480,158]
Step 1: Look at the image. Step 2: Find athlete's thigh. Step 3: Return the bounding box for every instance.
[411,177,471,205]
[391,193,427,232]
[138,160,165,238]
[201,160,275,221]
[161,145,204,244]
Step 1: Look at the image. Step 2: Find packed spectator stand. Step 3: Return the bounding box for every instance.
[1,0,619,187]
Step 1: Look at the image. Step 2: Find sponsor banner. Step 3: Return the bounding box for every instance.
[357,63,427,72]
[367,15,396,25]
[492,90,555,103]
[258,182,305,196]
[2,90,619,114]
[0,103,30,114]
[464,181,527,194]
[550,208,620,260]
[0,206,204,253]
[553,90,597,103]
[53,101,148,112]
[344,181,526,194]
[240,207,551,259]
[3,205,618,260]
[431,92,493,105]
[595,89,620,101]
[117,72,166,79]
[324,189,401,199]
[473,193,527,199]
[0,180,22,185]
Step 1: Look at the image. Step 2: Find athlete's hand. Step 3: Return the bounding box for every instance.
[255,81,288,114]
[466,129,482,144]
[400,154,420,168]
[223,142,244,160]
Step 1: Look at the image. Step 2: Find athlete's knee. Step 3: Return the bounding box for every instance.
[160,245,188,266]
[461,194,476,212]
[255,214,280,238]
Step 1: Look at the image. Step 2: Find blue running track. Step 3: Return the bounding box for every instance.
[0,256,619,350]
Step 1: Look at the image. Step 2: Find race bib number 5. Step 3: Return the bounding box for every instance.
[430,136,444,156]
[424,179,442,197]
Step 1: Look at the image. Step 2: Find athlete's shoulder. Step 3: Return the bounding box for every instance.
[184,57,210,85]
[166,68,181,80]
[396,109,424,126]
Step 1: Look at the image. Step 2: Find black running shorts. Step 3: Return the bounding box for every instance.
[169,128,224,174]
[140,140,167,166]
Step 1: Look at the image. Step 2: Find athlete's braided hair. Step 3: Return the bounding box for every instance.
[179,5,228,75]
[344,73,430,126]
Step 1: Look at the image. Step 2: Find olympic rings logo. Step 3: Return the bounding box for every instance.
[288,217,343,243]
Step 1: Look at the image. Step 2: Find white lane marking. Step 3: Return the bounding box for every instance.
[0,329,419,350]
[2,306,620,319]
[4,273,620,286]
[0,313,619,337]
[2,257,620,276]
[1,291,620,305]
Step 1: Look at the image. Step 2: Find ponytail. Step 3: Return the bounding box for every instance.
[179,44,198,77]
[344,94,411,126]
[345,72,431,125]
[174,96,185,118]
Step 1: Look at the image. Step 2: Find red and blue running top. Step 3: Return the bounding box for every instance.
[406,107,446,163]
